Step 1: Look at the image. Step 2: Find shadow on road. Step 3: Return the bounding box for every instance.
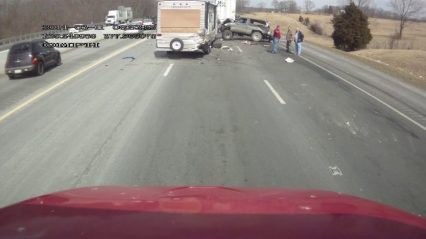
[154,51,205,60]
[7,67,57,81]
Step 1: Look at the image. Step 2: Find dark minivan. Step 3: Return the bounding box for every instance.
[5,39,61,79]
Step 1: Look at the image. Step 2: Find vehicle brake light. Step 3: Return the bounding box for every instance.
[157,33,162,37]
[32,57,38,65]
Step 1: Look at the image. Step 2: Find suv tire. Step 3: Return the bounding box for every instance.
[251,31,262,42]
[222,29,233,40]
[35,61,45,76]
[56,54,62,66]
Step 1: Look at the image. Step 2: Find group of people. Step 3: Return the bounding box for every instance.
[271,25,304,56]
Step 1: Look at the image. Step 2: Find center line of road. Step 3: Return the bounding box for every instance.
[163,63,174,77]
[236,46,243,53]
[0,39,147,124]
[301,55,426,131]
[264,80,286,105]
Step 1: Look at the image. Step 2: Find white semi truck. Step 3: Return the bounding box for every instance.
[216,0,236,23]
[105,6,133,25]
[156,1,220,54]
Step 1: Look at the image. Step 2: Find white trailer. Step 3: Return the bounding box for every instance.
[156,1,219,54]
[216,0,236,23]
[124,7,133,22]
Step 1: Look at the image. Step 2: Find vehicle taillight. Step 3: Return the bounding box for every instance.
[32,57,38,65]
[157,33,162,37]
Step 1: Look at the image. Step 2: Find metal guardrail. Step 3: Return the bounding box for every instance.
[0,30,71,52]
[0,22,105,52]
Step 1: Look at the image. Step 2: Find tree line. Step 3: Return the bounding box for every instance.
[0,0,158,39]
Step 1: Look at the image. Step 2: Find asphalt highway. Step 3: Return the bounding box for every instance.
[0,37,425,216]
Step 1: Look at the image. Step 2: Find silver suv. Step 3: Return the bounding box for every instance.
[221,17,272,42]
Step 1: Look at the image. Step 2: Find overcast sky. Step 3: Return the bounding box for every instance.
[250,0,391,10]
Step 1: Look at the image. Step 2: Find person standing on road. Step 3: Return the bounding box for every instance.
[285,26,293,53]
[271,25,281,54]
[294,28,304,56]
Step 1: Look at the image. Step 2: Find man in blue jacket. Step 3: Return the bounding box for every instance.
[294,28,304,56]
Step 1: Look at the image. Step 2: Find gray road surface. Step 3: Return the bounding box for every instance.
[0,38,425,217]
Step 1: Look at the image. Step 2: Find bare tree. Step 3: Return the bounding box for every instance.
[304,0,315,13]
[272,0,279,10]
[343,0,372,8]
[257,2,265,9]
[389,0,426,38]
[354,0,372,8]
[236,0,249,12]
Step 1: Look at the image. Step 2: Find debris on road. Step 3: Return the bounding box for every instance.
[285,57,294,63]
[242,40,251,45]
[221,46,233,51]
[328,166,343,176]
[122,56,136,62]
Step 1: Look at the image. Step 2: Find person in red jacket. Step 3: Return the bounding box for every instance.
[271,25,281,54]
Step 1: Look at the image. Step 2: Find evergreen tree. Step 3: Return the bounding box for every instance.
[332,3,372,51]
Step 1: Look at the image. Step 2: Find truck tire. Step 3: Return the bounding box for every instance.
[222,29,233,40]
[170,38,184,52]
[212,39,223,49]
[251,31,262,42]
[202,44,211,54]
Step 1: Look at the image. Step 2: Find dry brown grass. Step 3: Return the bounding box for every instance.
[244,12,426,84]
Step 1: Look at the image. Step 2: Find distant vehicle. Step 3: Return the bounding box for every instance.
[156,1,220,54]
[216,0,236,23]
[123,21,144,34]
[68,24,85,33]
[222,17,272,42]
[124,7,133,22]
[105,6,131,25]
[142,18,156,30]
[68,27,79,34]
[4,40,61,80]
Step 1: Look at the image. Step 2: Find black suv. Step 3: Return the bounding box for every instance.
[5,39,61,79]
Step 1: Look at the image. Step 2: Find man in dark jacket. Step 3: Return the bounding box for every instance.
[294,27,304,56]
[285,26,293,53]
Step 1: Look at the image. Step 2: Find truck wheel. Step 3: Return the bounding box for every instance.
[251,31,262,42]
[222,29,233,40]
[212,39,223,49]
[170,38,184,52]
[202,44,211,54]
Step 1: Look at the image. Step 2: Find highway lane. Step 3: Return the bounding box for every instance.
[0,38,425,217]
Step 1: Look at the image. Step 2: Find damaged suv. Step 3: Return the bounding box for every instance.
[221,17,272,42]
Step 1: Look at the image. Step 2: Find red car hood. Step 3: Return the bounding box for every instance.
[0,186,425,238]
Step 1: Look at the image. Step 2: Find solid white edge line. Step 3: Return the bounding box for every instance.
[264,80,286,105]
[163,63,174,77]
[0,39,147,123]
[301,55,426,131]
[236,46,243,53]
